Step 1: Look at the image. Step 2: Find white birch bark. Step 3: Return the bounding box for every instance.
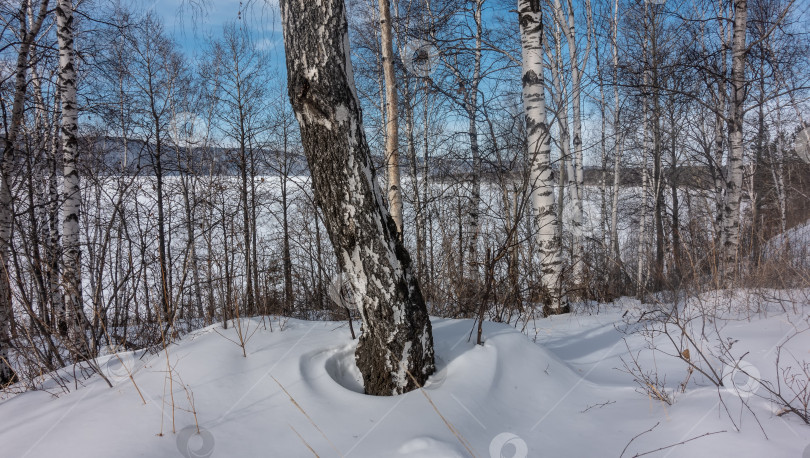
[721,0,748,280]
[465,0,484,286]
[378,0,403,237]
[280,0,434,395]
[32,64,65,334]
[610,0,622,267]
[56,0,88,354]
[1,0,50,385]
[546,21,572,243]
[519,0,566,313]
[552,0,591,287]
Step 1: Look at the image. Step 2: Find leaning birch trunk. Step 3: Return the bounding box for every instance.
[280,0,434,395]
[722,0,748,281]
[379,0,403,237]
[56,0,89,356]
[519,0,567,314]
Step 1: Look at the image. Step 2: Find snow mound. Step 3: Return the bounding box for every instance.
[0,314,807,457]
[396,436,465,457]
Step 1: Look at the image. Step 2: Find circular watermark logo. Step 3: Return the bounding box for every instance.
[176,425,215,458]
[489,432,528,458]
[722,360,761,398]
[327,273,360,311]
[102,352,138,384]
[401,40,440,78]
[169,112,208,148]
[795,125,810,164]
[562,198,594,241]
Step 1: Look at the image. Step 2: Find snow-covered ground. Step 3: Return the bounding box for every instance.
[1,292,808,457]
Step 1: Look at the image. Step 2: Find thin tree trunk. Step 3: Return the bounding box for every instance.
[722,0,748,281]
[546,22,569,243]
[220,196,232,328]
[553,0,590,288]
[32,66,60,330]
[422,82,432,300]
[281,113,294,314]
[636,155,649,300]
[379,0,403,237]
[596,40,608,257]
[637,63,652,300]
[465,0,484,287]
[610,0,622,274]
[711,7,729,256]
[47,94,63,332]
[250,145,260,316]
[403,78,424,281]
[181,174,204,319]
[239,140,254,315]
[0,0,50,386]
[771,105,787,236]
[669,103,681,282]
[153,141,171,327]
[749,54,766,266]
[650,11,665,292]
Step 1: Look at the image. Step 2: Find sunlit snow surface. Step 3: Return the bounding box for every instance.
[1,295,808,457]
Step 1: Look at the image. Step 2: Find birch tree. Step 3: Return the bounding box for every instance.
[519,0,566,314]
[463,0,484,287]
[427,0,485,288]
[280,0,435,395]
[550,0,591,290]
[127,14,184,327]
[378,0,403,237]
[609,0,622,277]
[56,0,90,355]
[721,0,748,279]
[0,0,51,385]
[208,22,270,315]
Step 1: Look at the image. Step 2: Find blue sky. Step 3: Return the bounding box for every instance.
[148,0,284,63]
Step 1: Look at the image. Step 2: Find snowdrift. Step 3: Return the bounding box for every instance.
[0,312,807,457]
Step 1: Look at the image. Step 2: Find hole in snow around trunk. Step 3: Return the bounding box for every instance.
[324,345,364,393]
